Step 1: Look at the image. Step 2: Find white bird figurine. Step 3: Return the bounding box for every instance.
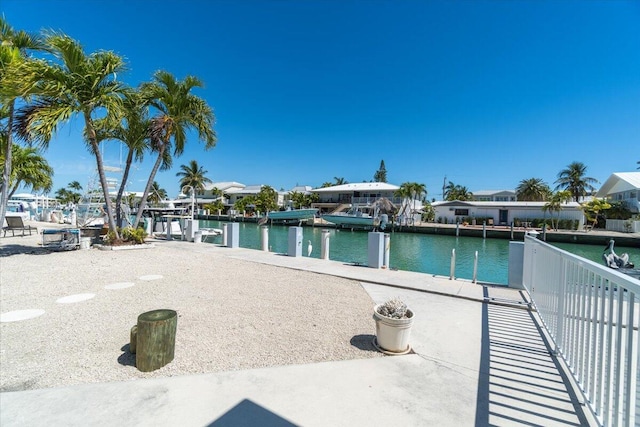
[307,240,313,257]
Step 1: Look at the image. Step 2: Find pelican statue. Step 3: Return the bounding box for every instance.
[307,240,313,257]
[603,239,634,269]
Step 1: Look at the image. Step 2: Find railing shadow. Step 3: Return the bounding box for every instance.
[475,287,589,426]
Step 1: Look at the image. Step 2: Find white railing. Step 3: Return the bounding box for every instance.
[523,236,640,426]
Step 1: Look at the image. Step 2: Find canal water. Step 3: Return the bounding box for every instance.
[200,220,639,285]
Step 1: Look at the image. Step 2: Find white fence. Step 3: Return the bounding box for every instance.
[523,236,640,426]
[606,219,640,233]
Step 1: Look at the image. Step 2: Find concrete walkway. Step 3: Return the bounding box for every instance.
[1,240,591,426]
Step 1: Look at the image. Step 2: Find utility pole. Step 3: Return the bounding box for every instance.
[442,176,447,201]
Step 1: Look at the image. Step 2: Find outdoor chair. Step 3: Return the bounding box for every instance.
[3,216,37,237]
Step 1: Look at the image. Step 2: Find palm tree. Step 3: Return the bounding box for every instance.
[96,89,150,227]
[333,177,347,186]
[444,181,460,200]
[12,32,127,237]
[0,143,53,198]
[516,178,551,201]
[555,162,598,203]
[176,160,212,195]
[0,17,45,229]
[543,190,572,230]
[68,180,82,192]
[132,71,217,228]
[146,181,167,205]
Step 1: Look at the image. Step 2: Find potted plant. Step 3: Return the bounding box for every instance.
[373,297,414,354]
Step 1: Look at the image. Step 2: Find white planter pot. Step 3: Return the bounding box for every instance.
[373,304,414,353]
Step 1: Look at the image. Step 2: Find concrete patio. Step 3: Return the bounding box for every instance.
[1,238,591,426]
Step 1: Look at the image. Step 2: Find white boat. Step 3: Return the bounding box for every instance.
[264,208,318,223]
[322,205,390,230]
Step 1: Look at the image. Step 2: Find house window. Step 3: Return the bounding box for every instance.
[454,209,469,216]
[630,192,637,199]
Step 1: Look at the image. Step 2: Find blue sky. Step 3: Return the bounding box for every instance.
[4,0,639,199]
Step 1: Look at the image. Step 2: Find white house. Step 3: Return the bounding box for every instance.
[432,200,585,228]
[595,172,640,213]
[311,182,401,213]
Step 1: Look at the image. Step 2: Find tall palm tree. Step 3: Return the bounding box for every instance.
[0,17,45,229]
[555,162,598,203]
[176,160,211,195]
[516,178,551,201]
[0,143,53,197]
[132,71,217,228]
[96,89,150,226]
[12,32,126,237]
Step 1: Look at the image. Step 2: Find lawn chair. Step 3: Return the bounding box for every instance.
[3,216,37,237]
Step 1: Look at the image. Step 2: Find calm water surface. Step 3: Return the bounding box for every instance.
[200,220,639,285]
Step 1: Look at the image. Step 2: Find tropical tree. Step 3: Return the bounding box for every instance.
[516,178,551,201]
[395,182,426,224]
[96,89,151,227]
[444,182,473,201]
[12,32,127,237]
[0,17,46,229]
[320,181,333,188]
[254,185,278,213]
[580,198,611,229]
[68,180,82,192]
[606,200,632,220]
[132,71,217,228]
[555,162,598,202]
[146,181,167,205]
[176,159,211,195]
[0,143,53,198]
[333,177,347,186]
[373,160,387,182]
[55,181,83,204]
[543,190,572,230]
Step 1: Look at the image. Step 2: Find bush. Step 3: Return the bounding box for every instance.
[104,226,147,245]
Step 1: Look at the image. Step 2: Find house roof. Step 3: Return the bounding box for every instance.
[595,172,640,197]
[312,182,400,193]
[226,185,264,195]
[204,182,245,192]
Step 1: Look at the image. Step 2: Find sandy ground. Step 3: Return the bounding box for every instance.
[0,222,382,391]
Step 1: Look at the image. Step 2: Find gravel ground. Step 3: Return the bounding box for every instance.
[0,222,381,391]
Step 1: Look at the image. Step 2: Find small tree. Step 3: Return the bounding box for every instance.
[254,185,278,213]
[543,190,572,230]
[581,198,611,229]
[373,160,387,182]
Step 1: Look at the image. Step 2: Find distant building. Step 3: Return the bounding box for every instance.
[595,172,640,213]
[432,200,584,227]
[472,190,517,202]
[311,182,400,213]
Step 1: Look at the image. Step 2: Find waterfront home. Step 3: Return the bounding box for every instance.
[432,200,585,228]
[595,171,640,213]
[311,182,401,213]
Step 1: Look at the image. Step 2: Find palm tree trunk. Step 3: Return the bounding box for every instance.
[133,147,166,229]
[115,148,135,227]
[84,112,119,239]
[0,101,15,229]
